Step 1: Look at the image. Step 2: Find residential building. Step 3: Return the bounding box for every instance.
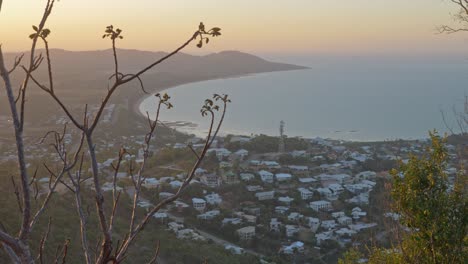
[237,226,256,240]
[255,191,275,201]
[258,170,274,183]
[310,200,332,212]
[200,173,222,188]
[275,206,290,214]
[321,220,337,230]
[298,188,314,200]
[192,198,206,212]
[338,216,353,226]
[222,218,242,226]
[307,217,320,232]
[285,225,300,237]
[280,241,305,254]
[270,218,282,232]
[205,193,222,205]
[276,173,293,182]
[240,173,255,181]
[223,171,239,184]
[278,196,294,205]
[197,210,220,220]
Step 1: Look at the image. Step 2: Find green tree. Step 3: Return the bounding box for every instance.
[340,133,467,264]
[387,133,467,263]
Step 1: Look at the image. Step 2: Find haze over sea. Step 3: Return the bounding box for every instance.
[140,55,468,142]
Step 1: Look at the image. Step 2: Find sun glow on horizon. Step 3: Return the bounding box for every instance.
[1,0,467,56]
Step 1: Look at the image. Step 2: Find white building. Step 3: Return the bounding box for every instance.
[288,212,303,222]
[222,218,243,226]
[310,200,332,212]
[275,206,290,214]
[240,173,255,181]
[237,226,256,240]
[278,196,295,205]
[192,198,206,212]
[197,210,220,220]
[321,220,337,230]
[234,149,249,160]
[255,191,275,201]
[275,173,293,182]
[338,216,353,226]
[280,241,305,254]
[298,188,314,200]
[285,225,300,237]
[258,170,274,183]
[270,218,282,232]
[205,193,222,205]
[307,217,320,232]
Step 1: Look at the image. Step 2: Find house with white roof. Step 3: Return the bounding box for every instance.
[285,225,300,237]
[142,178,159,188]
[192,198,206,212]
[222,218,242,226]
[316,231,333,245]
[234,149,249,160]
[317,187,338,200]
[338,216,353,225]
[261,161,281,169]
[275,206,290,214]
[255,191,275,201]
[197,210,220,220]
[278,196,294,205]
[288,212,303,222]
[276,173,293,182]
[298,188,314,200]
[307,217,320,232]
[240,173,255,181]
[321,220,337,230]
[246,185,263,192]
[310,200,332,212]
[237,226,256,240]
[200,173,221,188]
[332,212,345,219]
[351,207,367,220]
[270,218,282,232]
[335,228,357,237]
[208,148,232,160]
[280,241,305,254]
[205,193,222,205]
[258,170,274,183]
[169,180,182,189]
[319,173,351,184]
[298,177,317,184]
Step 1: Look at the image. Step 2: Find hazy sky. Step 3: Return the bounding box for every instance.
[1,0,467,56]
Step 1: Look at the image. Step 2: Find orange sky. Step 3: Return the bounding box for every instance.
[1,0,467,55]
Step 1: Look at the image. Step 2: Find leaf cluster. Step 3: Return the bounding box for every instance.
[29,25,51,40]
[102,25,123,40]
[196,22,222,48]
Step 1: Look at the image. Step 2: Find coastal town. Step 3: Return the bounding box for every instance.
[1,107,463,263]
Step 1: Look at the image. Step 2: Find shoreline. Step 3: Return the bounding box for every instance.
[131,68,308,124]
[129,69,445,143]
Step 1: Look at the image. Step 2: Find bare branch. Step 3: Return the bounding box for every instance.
[8,54,24,74]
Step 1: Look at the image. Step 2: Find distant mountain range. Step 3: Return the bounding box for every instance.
[5,49,306,79]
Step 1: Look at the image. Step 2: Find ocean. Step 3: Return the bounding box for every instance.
[139,56,468,141]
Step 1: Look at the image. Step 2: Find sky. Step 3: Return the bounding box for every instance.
[1,0,467,56]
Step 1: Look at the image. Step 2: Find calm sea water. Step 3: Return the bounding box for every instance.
[140,57,468,141]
